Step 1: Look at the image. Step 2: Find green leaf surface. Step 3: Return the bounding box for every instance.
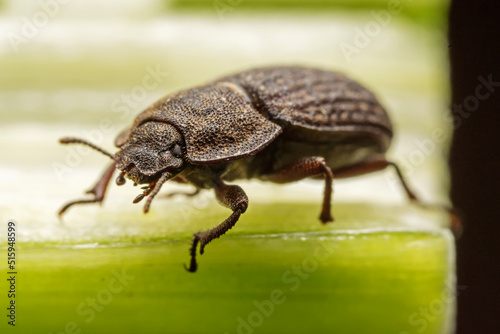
[6,202,455,334]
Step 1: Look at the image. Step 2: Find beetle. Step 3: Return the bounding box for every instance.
[58,65,457,272]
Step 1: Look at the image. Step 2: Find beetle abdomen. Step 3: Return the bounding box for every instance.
[218,66,392,150]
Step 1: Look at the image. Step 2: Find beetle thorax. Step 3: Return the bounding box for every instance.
[115,122,185,184]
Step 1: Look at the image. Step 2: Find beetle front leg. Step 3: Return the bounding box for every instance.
[58,162,116,218]
[261,156,334,223]
[185,181,248,273]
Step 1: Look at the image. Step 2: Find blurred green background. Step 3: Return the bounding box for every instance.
[0,0,456,333]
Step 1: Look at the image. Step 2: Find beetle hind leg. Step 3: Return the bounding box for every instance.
[334,158,462,236]
[260,156,334,223]
[386,161,462,236]
[58,162,116,218]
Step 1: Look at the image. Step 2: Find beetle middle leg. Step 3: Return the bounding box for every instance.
[185,181,249,273]
[163,188,201,199]
[260,156,334,223]
[58,162,116,218]
[158,175,201,199]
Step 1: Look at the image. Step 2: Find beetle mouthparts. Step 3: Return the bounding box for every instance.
[142,172,172,214]
[132,184,154,204]
[116,172,126,186]
[59,137,115,161]
[133,193,146,204]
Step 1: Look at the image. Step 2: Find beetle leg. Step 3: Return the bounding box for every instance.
[163,188,201,199]
[170,175,188,184]
[58,162,116,218]
[159,175,194,198]
[185,181,248,273]
[261,156,334,223]
[334,158,462,236]
[334,158,423,200]
[387,161,462,236]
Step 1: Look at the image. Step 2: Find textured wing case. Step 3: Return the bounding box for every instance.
[126,66,391,164]
[217,66,393,148]
[130,84,282,164]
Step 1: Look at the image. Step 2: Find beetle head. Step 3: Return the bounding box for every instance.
[59,122,186,214]
[114,122,185,185]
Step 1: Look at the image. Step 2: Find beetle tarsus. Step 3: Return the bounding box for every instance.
[194,211,243,255]
[448,208,464,238]
[58,162,116,218]
[385,161,462,235]
[183,182,248,272]
[320,211,334,224]
[408,201,463,238]
[58,199,100,217]
[185,210,243,273]
[335,158,463,236]
[184,236,199,273]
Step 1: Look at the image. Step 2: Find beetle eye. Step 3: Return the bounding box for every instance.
[172,144,182,158]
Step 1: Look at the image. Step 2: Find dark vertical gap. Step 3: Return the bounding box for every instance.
[449,0,500,332]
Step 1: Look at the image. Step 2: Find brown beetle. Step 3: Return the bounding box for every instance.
[58,66,457,272]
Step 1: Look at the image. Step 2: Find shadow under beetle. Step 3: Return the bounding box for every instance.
[58,66,459,272]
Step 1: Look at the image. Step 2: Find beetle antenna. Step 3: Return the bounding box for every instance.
[59,137,115,160]
[143,172,171,213]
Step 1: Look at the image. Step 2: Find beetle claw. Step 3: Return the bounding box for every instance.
[320,213,334,224]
